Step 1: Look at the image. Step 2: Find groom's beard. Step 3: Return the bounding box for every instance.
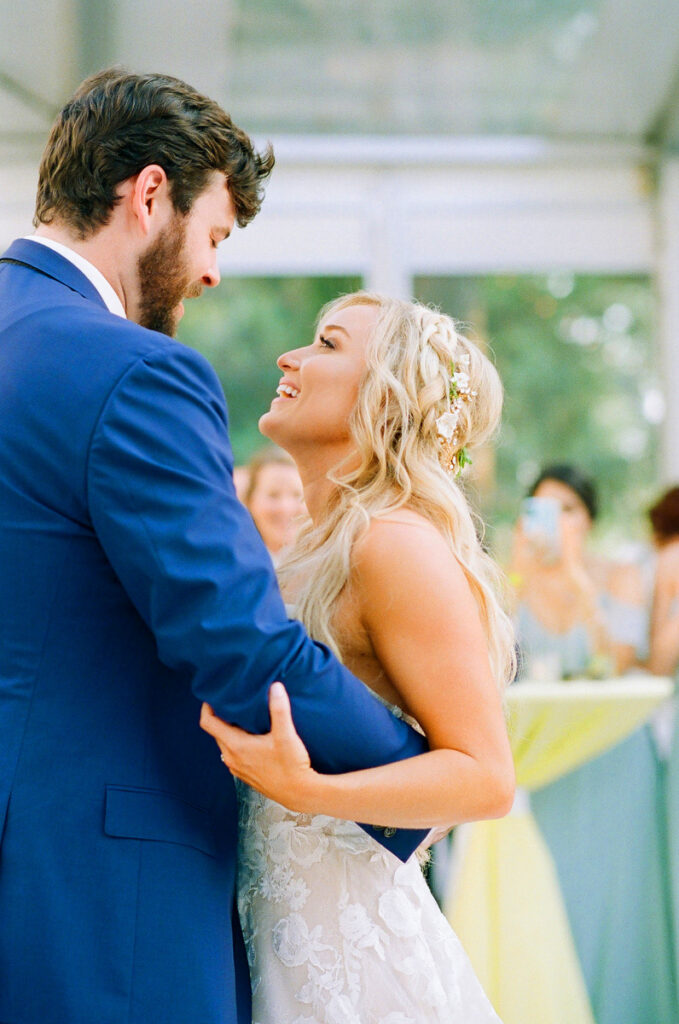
[137,216,196,337]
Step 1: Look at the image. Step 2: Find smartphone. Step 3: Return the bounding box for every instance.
[520,496,561,563]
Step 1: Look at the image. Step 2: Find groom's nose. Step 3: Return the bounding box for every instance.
[201,260,220,289]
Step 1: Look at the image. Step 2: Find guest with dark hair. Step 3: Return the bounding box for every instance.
[649,485,679,545]
[529,463,599,520]
[647,486,679,676]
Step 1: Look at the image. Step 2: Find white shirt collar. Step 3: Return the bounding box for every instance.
[23,236,127,319]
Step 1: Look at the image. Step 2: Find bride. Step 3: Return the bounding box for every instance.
[201,292,515,1023]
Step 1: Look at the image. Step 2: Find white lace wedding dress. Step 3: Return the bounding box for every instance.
[236,736,502,1023]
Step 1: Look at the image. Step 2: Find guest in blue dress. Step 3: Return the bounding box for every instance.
[511,465,676,1024]
[646,486,679,1012]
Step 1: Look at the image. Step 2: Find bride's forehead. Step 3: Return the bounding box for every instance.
[318,303,379,339]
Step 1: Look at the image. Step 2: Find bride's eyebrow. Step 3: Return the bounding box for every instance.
[320,323,350,337]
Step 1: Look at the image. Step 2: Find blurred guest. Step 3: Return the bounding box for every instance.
[232,465,250,504]
[245,446,305,562]
[510,464,645,679]
[647,486,679,676]
[645,487,679,942]
[647,488,679,1020]
[511,470,675,1021]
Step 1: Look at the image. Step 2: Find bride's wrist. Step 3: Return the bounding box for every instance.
[283,769,328,816]
[298,770,349,818]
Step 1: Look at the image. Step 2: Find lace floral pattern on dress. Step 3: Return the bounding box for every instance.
[236,782,502,1024]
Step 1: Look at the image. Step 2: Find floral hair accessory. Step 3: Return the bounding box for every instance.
[436,353,476,475]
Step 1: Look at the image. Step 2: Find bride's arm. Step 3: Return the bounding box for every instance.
[202,517,515,829]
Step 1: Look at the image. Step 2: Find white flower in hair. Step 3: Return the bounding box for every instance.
[435,410,460,441]
[452,370,471,394]
[434,352,476,475]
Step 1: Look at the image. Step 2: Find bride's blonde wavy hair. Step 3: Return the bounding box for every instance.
[277,292,516,691]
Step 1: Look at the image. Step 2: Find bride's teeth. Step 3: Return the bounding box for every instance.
[276,384,299,398]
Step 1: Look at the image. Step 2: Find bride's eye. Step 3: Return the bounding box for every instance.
[319,335,335,350]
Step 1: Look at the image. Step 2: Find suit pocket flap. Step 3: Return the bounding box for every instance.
[104,785,216,858]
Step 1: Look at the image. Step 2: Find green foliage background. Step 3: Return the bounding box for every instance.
[415,275,660,546]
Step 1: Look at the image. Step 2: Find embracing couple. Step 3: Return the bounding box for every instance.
[0,69,515,1024]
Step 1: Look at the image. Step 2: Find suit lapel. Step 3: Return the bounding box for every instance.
[0,238,110,312]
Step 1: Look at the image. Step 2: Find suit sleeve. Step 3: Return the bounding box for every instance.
[87,343,429,860]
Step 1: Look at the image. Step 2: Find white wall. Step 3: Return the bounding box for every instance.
[0,163,39,246]
[656,158,679,482]
[218,137,654,287]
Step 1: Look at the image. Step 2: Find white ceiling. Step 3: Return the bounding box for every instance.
[2,0,679,164]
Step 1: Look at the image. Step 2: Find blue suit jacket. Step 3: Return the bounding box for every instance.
[0,239,428,1024]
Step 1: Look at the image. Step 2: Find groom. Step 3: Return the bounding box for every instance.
[0,69,428,1024]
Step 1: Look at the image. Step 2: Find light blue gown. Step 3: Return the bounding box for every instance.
[517,600,678,1024]
[662,682,679,1010]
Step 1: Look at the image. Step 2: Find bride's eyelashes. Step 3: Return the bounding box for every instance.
[319,335,336,350]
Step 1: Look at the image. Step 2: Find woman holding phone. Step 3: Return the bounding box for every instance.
[509,464,643,679]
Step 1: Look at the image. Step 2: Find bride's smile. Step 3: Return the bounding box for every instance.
[274,379,300,399]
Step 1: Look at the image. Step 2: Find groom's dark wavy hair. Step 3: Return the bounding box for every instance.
[34,67,274,239]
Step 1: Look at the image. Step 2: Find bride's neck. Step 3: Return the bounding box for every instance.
[292,446,357,526]
[300,471,337,526]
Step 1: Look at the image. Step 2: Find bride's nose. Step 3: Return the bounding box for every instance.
[277,349,301,371]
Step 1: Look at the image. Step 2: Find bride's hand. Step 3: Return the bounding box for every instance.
[200,683,319,812]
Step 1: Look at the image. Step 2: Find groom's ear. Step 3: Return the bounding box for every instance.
[126,164,171,236]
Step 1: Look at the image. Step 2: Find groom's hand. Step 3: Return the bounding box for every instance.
[200,684,319,813]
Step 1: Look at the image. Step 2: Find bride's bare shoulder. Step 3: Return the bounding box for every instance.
[371,507,434,531]
[350,509,481,665]
[353,508,460,579]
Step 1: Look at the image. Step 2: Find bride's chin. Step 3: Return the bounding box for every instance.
[258,410,287,447]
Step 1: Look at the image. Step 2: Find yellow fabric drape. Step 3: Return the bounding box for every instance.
[445,676,674,1024]
[508,677,673,789]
